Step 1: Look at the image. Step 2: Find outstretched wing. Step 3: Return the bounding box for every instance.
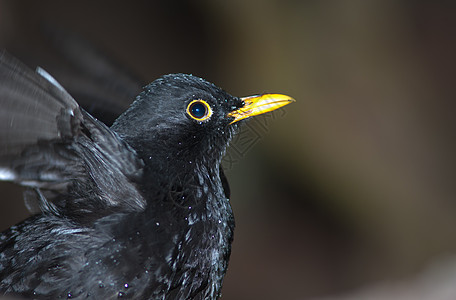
[0,51,145,218]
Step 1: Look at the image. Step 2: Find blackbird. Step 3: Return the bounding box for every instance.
[0,51,294,299]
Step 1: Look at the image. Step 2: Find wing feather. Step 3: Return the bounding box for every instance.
[0,51,145,217]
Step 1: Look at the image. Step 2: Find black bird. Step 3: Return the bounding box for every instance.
[0,51,294,299]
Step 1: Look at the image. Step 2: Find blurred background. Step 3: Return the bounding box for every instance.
[1,1,456,299]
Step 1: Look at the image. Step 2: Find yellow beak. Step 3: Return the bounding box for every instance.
[227,94,295,124]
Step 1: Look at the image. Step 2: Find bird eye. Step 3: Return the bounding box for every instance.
[186,100,212,121]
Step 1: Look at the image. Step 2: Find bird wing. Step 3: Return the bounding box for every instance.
[0,51,146,216]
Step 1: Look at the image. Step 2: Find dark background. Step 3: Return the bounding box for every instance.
[1,1,456,299]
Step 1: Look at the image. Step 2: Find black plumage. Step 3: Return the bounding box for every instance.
[0,51,293,299]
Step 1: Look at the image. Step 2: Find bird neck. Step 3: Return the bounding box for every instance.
[142,157,224,209]
[130,134,228,205]
[122,133,233,232]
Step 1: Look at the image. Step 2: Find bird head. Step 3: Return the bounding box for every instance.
[112,73,294,172]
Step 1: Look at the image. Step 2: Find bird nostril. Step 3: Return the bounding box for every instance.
[231,101,244,111]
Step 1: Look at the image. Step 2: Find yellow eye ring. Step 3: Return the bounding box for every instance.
[186,100,213,122]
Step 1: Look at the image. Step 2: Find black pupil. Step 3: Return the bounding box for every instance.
[191,102,207,118]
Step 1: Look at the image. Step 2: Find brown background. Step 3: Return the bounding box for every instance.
[1,1,456,299]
